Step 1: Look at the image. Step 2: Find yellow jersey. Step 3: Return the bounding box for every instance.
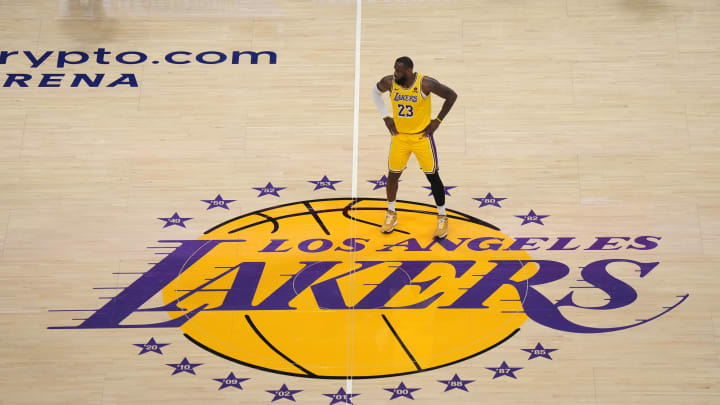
[390,72,431,134]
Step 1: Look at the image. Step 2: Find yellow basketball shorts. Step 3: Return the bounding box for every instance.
[388,133,439,174]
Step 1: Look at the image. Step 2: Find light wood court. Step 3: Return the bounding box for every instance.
[1,0,719,403]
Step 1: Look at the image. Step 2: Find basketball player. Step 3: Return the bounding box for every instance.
[372,56,457,238]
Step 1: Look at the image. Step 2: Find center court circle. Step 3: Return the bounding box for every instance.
[161,198,536,378]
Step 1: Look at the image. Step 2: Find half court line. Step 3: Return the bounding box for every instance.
[348,0,362,396]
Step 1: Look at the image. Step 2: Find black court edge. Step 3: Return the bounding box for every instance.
[184,327,520,380]
[203,197,499,235]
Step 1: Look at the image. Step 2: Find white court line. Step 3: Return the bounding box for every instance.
[348,0,362,396]
[351,0,361,202]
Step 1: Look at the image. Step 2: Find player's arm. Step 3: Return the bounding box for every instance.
[424,76,457,123]
[376,75,393,93]
[421,76,457,137]
[373,75,398,135]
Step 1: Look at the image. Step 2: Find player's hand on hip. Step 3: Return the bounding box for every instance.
[422,119,440,138]
[383,117,399,135]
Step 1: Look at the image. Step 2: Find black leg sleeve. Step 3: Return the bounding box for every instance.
[425,171,446,207]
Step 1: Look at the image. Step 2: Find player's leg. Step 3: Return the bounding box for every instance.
[414,135,448,238]
[425,171,446,212]
[381,171,401,232]
[383,135,411,233]
[386,171,401,209]
[425,171,448,238]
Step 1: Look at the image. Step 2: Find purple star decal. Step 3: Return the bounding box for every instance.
[422,185,457,196]
[309,175,342,191]
[515,209,549,225]
[213,372,249,390]
[473,192,507,208]
[253,182,286,197]
[437,374,474,392]
[368,175,389,190]
[522,342,558,360]
[166,357,202,375]
[266,383,302,402]
[133,337,170,355]
[323,387,360,404]
[384,382,420,400]
[157,212,192,228]
[201,194,235,210]
[486,361,523,379]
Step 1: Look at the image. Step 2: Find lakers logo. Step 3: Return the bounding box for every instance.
[161,198,534,378]
[50,197,688,382]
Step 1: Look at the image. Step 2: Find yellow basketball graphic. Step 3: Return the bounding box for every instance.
[161,198,535,378]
